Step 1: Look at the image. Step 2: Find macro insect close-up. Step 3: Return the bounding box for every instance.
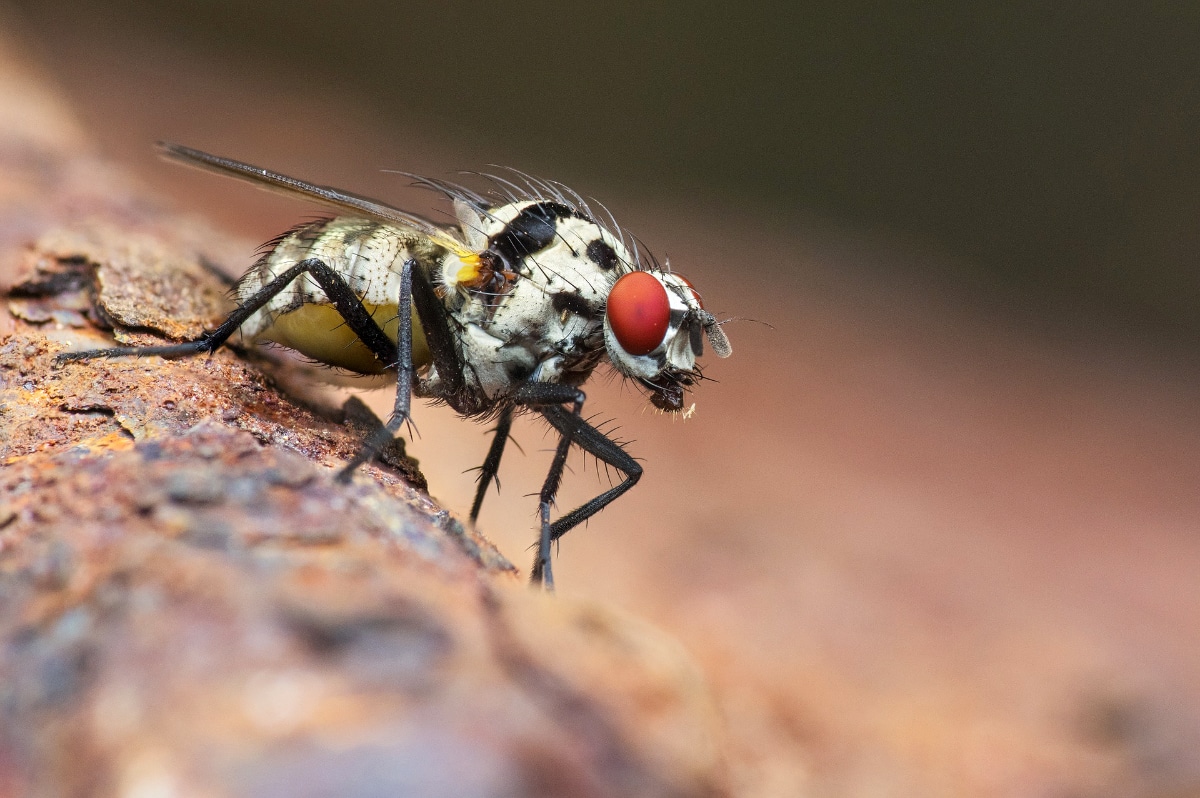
[57,142,732,589]
[11,5,1200,793]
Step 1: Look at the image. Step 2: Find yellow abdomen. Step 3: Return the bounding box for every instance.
[259,302,430,375]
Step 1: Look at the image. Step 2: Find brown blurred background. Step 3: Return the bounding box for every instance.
[6,2,1200,795]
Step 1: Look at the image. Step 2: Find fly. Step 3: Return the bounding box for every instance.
[58,143,733,589]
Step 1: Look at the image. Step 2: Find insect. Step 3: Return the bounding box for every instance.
[58,143,732,588]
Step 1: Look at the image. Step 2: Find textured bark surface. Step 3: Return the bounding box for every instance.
[0,25,727,798]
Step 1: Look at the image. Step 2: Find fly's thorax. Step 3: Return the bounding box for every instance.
[236,216,436,374]
[433,200,632,396]
[443,200,628,301]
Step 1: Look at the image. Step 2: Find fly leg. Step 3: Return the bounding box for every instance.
[469,405,514,523]
[337,258,477,480]
[56,258,422,477]
[55,258,399,365]
[403,260,521,522]
[537,404,643,587]
[510,383,643,589]
[335,258,415,480]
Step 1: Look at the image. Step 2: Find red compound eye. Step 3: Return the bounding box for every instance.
[607,271,670,355]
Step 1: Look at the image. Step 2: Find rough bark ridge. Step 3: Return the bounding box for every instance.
[0,25,727,798]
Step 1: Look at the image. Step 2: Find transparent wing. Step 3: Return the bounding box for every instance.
[157,142,470,254]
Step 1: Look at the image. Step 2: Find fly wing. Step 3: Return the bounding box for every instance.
[157,142,471,254]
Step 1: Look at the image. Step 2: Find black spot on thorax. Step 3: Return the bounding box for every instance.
[488,202,575,267]
[585,240,619,270]
[551,291,597,320]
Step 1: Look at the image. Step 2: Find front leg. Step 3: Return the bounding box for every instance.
[509,383,643,590]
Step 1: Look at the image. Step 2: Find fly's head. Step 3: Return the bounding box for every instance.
[603,269,732,412]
